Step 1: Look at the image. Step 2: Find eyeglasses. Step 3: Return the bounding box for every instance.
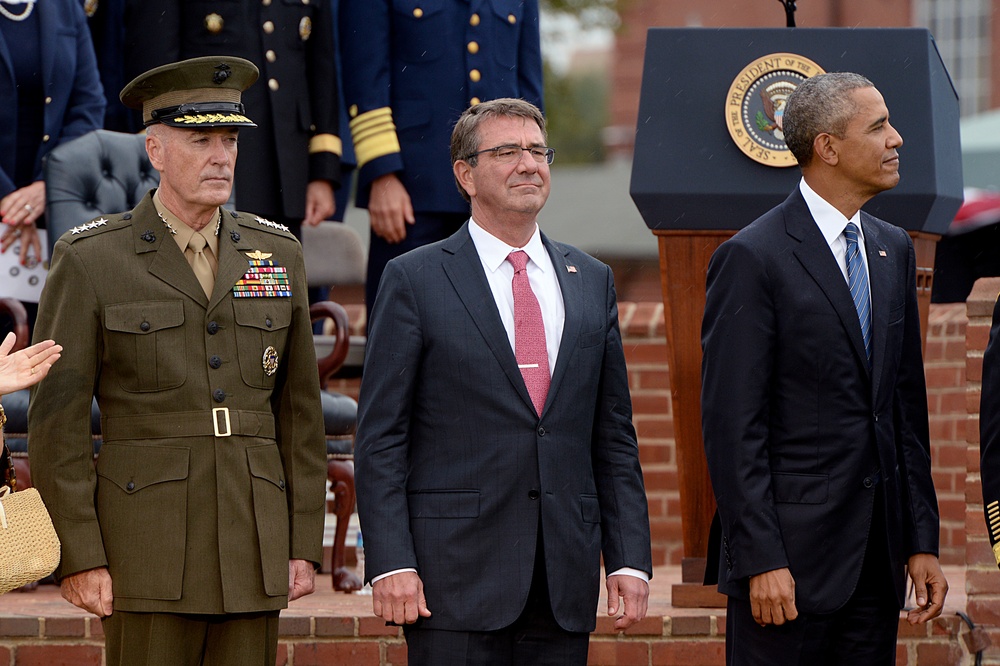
[465,144,556,165]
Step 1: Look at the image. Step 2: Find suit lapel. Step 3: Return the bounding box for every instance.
[544,235,581,414]
[209,215,256,313]
[441,226,536,414]
[132,195,209,306]
[862,214,891,400]
[785,192,871,376]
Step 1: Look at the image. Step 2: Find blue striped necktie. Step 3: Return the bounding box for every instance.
[844,222,872,367]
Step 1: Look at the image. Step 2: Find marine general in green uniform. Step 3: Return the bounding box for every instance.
[28,56,327,665]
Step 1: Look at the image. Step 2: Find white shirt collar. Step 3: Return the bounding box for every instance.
[468,217,549,274]
[799,178,864,244]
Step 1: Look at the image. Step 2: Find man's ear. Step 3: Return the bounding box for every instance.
[146,133,164,171]
[454,159,476,199]
[813,133,839,167]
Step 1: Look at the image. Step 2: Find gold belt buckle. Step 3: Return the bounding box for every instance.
[213,407,232,437]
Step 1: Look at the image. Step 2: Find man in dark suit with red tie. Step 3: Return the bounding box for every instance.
[701,72,948,665]
[354,98,652,665]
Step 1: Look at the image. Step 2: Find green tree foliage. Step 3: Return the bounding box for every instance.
[542,0,619,29]
[543,61,609,164]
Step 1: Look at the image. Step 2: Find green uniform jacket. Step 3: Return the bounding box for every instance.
[28,191,327,614]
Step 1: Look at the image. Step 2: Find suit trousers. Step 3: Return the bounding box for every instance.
[365,211,468,319]
[102,610,280,666]
[403,528,591,666]
[726,492,899,666]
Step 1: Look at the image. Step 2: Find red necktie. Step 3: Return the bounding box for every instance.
[507,250,550,416]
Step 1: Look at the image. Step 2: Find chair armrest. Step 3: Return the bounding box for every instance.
[0,298,29,351]
[310,301,351,388]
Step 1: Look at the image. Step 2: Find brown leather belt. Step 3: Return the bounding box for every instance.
[102,408,275,441]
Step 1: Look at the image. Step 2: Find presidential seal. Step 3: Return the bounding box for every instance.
[725,53,825,167]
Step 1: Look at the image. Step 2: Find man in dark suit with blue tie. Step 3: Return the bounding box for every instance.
[354,98,652,665]
[701,72,948,664]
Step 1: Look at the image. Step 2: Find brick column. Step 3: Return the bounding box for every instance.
[967,277,1000,662]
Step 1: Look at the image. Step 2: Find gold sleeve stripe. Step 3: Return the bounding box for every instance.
[349,107,401,168]
[991,506,1000,519]
[309,134,343,156]
[993,542,1000,566]
[989,501,1000,516]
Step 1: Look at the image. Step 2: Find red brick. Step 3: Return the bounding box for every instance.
[967,570,1000,595]
[293,641,381,665]
[16,645,102,666]
[278,616,311,636]
[624,616,664,636]
[623,341,669,365]
[0,617,38,637]
[315,616,355,637]
[639,443,673,465]
[915,642,964,665]
[647,497,667,518]
[642,467,678,492]
[44,617,86,638]
[939,391,969,414]
[275,643,288,666]
[897,616,930,638]
[969,479,984,503]
[925,366,963,389]
[386,640,408,665]
[967,598,1000,626]
[671,615,711,636]
[588,640,650,665]
[967,538,996,566]
[969,356,984,383]
[935,441,968,468]
[638,370,671,390]
[895,642,907,665]
[630,394,672,418]
[0,647,8,666]
[636,418,675,440]
[652,639,726,665]
[359,616,402,636]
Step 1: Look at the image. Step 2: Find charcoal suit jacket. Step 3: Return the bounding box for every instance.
[354,223,652,633]
[701,188,940,613]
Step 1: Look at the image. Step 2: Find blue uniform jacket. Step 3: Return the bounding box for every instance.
[339,0,543,214]
[0,0,105,198]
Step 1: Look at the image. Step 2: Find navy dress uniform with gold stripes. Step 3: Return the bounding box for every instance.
[123,0,342,234]
[28,57,327,666]
[980,294,1000,566]
[339,0,543,312]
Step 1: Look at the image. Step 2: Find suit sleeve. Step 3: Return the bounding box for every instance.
[516,0,544,112]
[353,260,422,581]
[892,234,939,558]
[274,248,328,565]
[983,291,1000,568]
[592,265,652,576]
[338,0,404,192]
[28,242,108,579]
[701,238,788,581]
[305,0,342,186]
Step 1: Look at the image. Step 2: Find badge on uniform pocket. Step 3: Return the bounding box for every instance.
[262,346,279,376]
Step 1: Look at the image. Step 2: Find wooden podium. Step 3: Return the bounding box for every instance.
[631,28,962,607]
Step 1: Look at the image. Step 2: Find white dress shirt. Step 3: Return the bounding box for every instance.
[799,178,872,297]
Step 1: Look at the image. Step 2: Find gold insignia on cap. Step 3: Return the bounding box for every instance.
[262,346,279,376]
[84,0,99,18]
[205,13,224,34]
[299,16,312,40]
[245,250,273,260]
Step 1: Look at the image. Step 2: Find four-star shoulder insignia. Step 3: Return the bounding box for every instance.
[254,216,290,233]
[69,218,109,235]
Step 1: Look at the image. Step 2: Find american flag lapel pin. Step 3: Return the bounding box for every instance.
[566,265,577,273]
[878,250,887,257]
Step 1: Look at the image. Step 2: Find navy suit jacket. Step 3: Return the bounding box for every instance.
[0,0,105,198]
[355,224,651,633]
[701,189,939,613]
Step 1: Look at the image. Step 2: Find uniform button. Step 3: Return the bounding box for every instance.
[266,49,277,63]
[469,13,480,26]
[213,389,226,403]
[470,97,481,106]
[469,69,481,82]
[265,318,273,328]
[207,321,219,335]
[140,321,151,332]
[279,479,286,489]
[269,78,279,91]
[209,355,222,369]
[349,104,358,117]
[528,489,540,500]
[873,412,879,422]
[262,0,271,5]
[263,20,274,33]
[126,481,135,491]
[537,426,546,436]
[42,134,50,142]
[508,13,516,23]
[413,7,423,17]
[467,41,479,54]
[863,477,874,489]
[45,96,52,104]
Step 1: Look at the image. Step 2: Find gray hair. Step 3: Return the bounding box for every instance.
[450,98,547,202]
[783,72,874,167]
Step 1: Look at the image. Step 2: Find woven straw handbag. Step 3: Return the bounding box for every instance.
[0,403,61,595]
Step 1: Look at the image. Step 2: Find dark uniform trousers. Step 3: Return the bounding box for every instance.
[104,610,279,666]
[725,489,900,666]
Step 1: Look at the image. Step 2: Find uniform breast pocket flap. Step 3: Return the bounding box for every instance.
[104,300,187,392]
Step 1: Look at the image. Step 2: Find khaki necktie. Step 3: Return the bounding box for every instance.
[186,232,215,298]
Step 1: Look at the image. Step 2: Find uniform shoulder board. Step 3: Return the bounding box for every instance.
[234,210,297,238]
[62,214,130,244]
